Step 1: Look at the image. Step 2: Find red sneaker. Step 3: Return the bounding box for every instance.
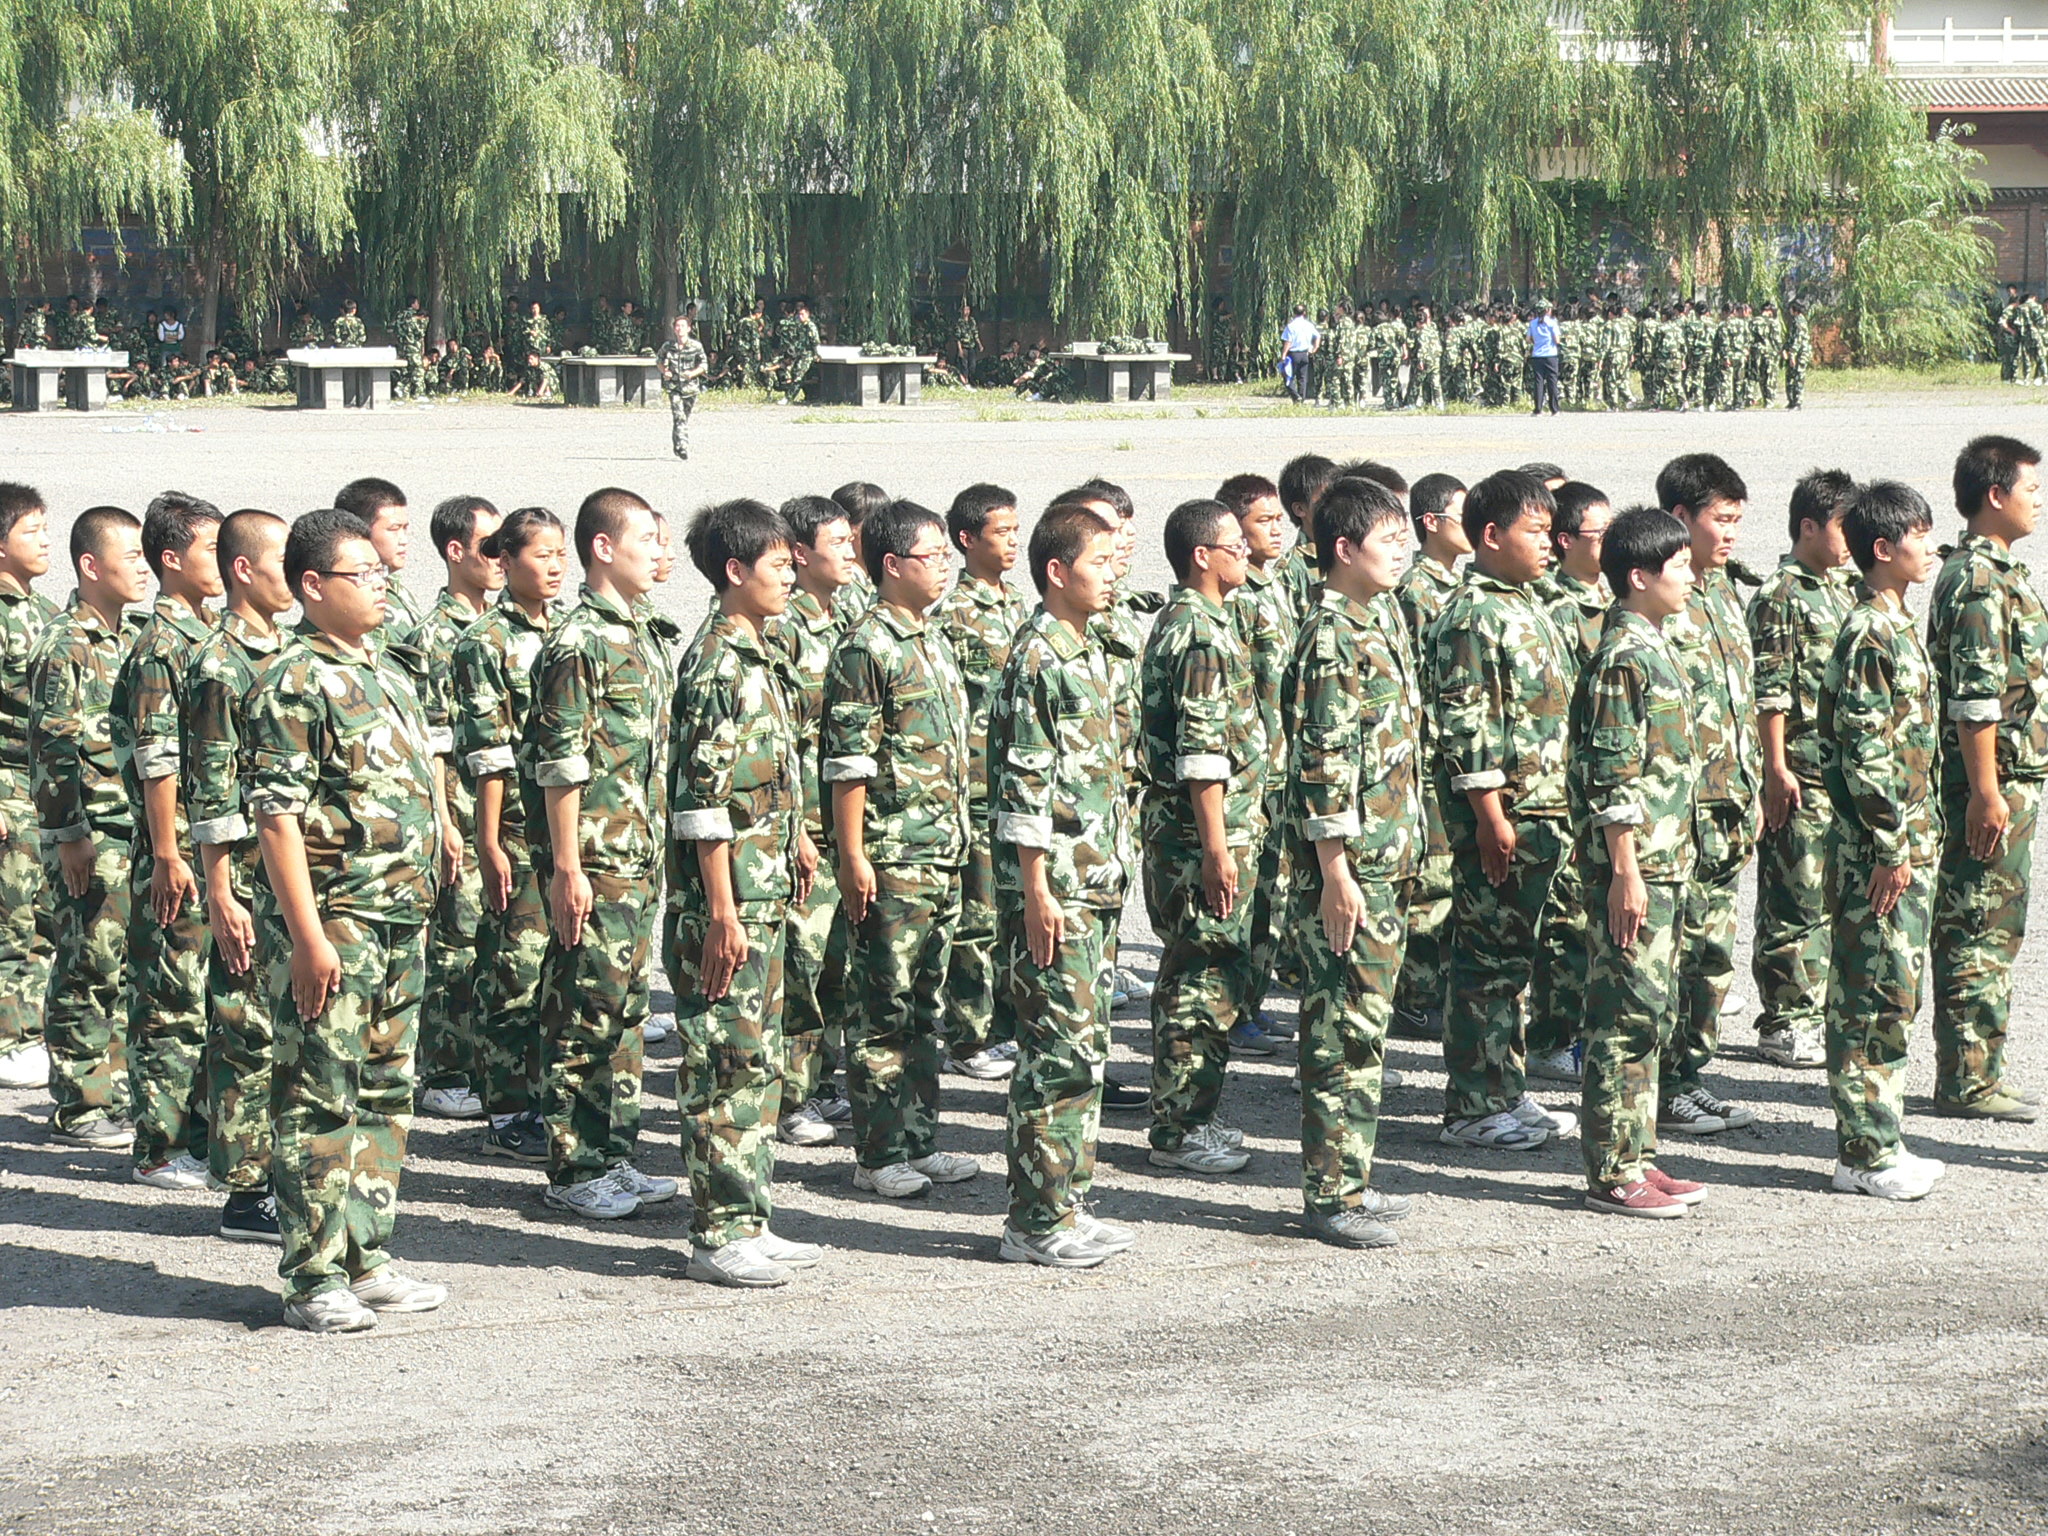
[1584,1179,1689,1219]
[1644,1165,1708,1206]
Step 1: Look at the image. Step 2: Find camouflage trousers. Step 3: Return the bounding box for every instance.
[1827,840,1935,1170]
[1579,876,1687,1187]
[1751,784,1833,1037]
[669,901,787,1247]
[1785,360,1807,409]
[1930,777,2040,1106]
[473,836,547,1117]
[1667,800,1756,1091]
[1145,835,1261,1150]
[206,882,275,1192]
[666,391,696,459]
[1325,355,1353,406]
[126,844,211,1170]
[0,801,53,1055]
[846,863,960,1169]
[1442,815,1564,1121]
[784,356,813,403]
[782,871,848,1108]
[1298,878,1406,1215]
[1001,900,1116,1235]
[42,836,132,1132]
[420,856,480,1090]
[1394,791,1452,1018]
[1528,852,1589,1058]
[942,815,1001,1060]
[1752,357,1776,406]
[1410,361,1445,411]
[540,868,653,1186]
[1245,790,1296,1010]
[266,913,425,1303]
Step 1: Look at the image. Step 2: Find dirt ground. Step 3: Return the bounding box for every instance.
[3,389,2047,1535]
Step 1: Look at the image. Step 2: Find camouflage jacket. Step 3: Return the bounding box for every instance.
[988,606,1128,910]
[1543,572,1609,674]
[1393,554,1460,650]
[393,588,489,839]
[777,314,820,360]
[1666,566,1760,808]
[1820,590,1941,865]
[1273,540,1320,627]
[656,337,707,398]
[394,309,429,357]
[667,612,803,909]
[820,599,971,867]
[1424,569,1574,820]
[242,623,440,923]
[331,314,367,347]
[382,579,426,634]
[452,597,553,840]
[1090,586,1156,785]
[0,575,58,809]
[767,587,847,840]
[1283,588,1423,883]
[931,574,1028,810]
[521,584,671,879]
[182,610,283,900]
[1568,609,1699,881]
[29,594,143,843]
[1747,555,1855,786]
[1927,532,2048,793]
[1231,561,1295,784]
[1138,587,1270,850]
[111,593,216,852]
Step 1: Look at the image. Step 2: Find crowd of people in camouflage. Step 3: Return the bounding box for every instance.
[0,431,2041,1325]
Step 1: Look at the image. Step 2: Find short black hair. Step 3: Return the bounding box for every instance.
[1029,504,1115,596]
[71,505,140,569]
[479,505,563,562]
[779,495,850,549]
[575,486,652,566]
[1953,434,2041,519]
[1462,470,1553,548]
[686,498,792,590]
[1314,476,1407,574]
[1843,480,1934,573]
[1336,459,1408,498]
[1214,473,1278,517]
[1787,468,1855,542]
[141,491,223,576]
[0,482,44,542]
[863,498,947,581]
[1655,453,1749,517]
[1278,454,1339,522]
[333,476,406,524]
[1409,472,1466,536]
[1550,481,1611,557]
[947,483,1017,550]
[831,481,891,529]
[216,508,287,584]
[430,495,499,563]
[285,508,373,598]
[1518,461,1568,485]
[1600,506,1689,594]
[1162,497,1234,583]
[1079,477,1135,522]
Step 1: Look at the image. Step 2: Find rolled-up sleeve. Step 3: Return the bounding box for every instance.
[1172,641,1232,784]
[1942,577,2008,723]
[821,643,885,785]
[1433,616,1509,794]
[1576,659,1648,831]
[242,673,318,819]
[29,645,89,843]
[527,645,594,788]
[995,651,1055,849]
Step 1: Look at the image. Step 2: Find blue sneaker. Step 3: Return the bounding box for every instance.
[1228,1020,1282,1057]
[480,1110,548,1162]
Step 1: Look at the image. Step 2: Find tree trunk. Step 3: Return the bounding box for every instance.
[660,233,679,320]
[195,248,223,358]
[428,246,446,349]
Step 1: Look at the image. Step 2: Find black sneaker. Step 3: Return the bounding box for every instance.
[1390,1007,1443,1042]
[481,1111,548,1161]
[220,1191,282,1245]
[1099,1079,1149,1112]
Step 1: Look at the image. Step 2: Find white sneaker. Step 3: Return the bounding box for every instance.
[1113,966,1153,1004]
[281,1289,378,1333]
[777,1103,836,1146]
[1720,991,1750,1018]
[854,1161,933,1199]
[1511,1093,1579,1139]
[1147,1121,1251,1174]
[1381,1065,1406,1091]
[1073,1207,1137,1253]
[752,1227,823,1268]
[349,1269,448,1312]
[133,1152,210,1190]
[1527,1046,1582,1082]
[642,1013,676,1045]
[1832,1158,1942,1201]
[686,1238,791,1288]
[1895,1148,1947,1180]
[418,1085,484,1119]
[603,1161,679,1204]
[908,1150,981,1183]
[0,1040,49,1089]
[544,1176,641,1220]
[945,1047,1016,1080]
[1439,1111,1549,1149]
[999,1225,1112,1268]
[1757,1026,1826,1069]
[1207,1121,1246,1148]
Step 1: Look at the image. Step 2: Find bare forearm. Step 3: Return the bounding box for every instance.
[1190,780,1228,856]
[1959,719,2002,797]
[833,782,868,864]
[694,839,738,922]
[255,814,323,946]
[142,775,182,861]
[544,784,582,873]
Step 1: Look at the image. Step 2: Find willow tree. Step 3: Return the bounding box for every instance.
[107,0,353,349]
[348,0,627,344]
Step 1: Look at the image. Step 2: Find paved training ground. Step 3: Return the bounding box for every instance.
[4,392,2047,1535]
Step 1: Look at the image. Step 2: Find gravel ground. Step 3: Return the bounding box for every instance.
[3,388,2047,1535]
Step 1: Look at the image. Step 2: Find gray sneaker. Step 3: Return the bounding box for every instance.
[686,1238,792,1289]
[544,1176,641,1220]
[348,1269,448,1313]
[751,1228,823,1268]
[603,1161,679,1205]
[1305,1207,1400,1249]
[1357,1188,1414,1222]
[53,1115,135,1150]
[999,1225,1113,1269]
[281,1289,378,1334]
[1073,1207,1137,1253]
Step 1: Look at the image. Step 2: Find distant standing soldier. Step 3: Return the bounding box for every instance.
[394,296,429,399]
[1751,303,1784,408]
[0,485,57,1094]
[330,299,367,349]
[656,314,708,461]
[519,300,553,398]
[952,301,981,378]
[1784,301,1812,409]
[778,300,820,405]
[1410,303,1445,410]
[1997,284,2023,383]
[288,303,325,348]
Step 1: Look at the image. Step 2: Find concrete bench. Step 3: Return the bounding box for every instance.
[287,347,400,409]
[1054,350,1192,402]
[552,355,660,406]
[8,350,128,412]
[809,350,936,406]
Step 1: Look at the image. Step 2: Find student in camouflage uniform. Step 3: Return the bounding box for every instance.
[245,508,448,1333]
[731,298,767,388]
[1285,477,1423,1248]
[1390,472,1468,1037]
[1270,453,1340,628]
[1410,303,1445,410]
[453,508,567,1163]
[1373,305,1406,408]
[392,297,429,398]
[1783,302,1812,409]
[1746,470,1855,1069]
[0,486,57,1091]
[990,507,1133,1268]
[184,509,291,1242]
[1527,482,1613,1083]
[328,300,365,348]
[522,489,675,1219]
[391,496,505,1122]
[778,300,820,404]
[1751,302,1783,407]
[1424,471,1578,1150]
[1998,285,2023,382]
[656,315,708,461]
[665,499,823,1287]
[31,506,149,1148]
[1654,455,1763,1134]
[2024,293,2047,383]
[1571,507,1707,1218]
[518,300,554,398]
[288,303,325,348]
[111,493,224,1188]
[1925,436,2048,1124]
[1819,482,1948,1198]
[334,478,421,634]
[931,484,1027,1079]
[1139,498,1266,1174]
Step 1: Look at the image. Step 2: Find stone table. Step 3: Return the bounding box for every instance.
[1053,350,1192,402]
[287,347,401,409]
[808,348,936,406]
[552,355,661,406]
[8,350,128,412]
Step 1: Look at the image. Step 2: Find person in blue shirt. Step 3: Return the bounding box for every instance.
[1279,306,1321,404]
[1528,302,1562,416]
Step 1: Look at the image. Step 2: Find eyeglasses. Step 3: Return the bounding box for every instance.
[896,550,947,566]
[315,568,391,588]
[1196,541,1251,558]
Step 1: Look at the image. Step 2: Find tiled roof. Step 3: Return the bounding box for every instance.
[1892,72,2048,110]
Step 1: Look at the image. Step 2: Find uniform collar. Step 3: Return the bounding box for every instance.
[1171,585,1228,620]
[950,574,1015,610]
[1030,605,1088,660]
[66,591,129,638]
[221,608,281,655]
[434,587,488,625]
[1552,571,1606,607]
[297,619,380,667]
[496,594,551,632]
[0,572,34,603]
[787,588,839,632]
[152,592,215,639]
[1958,530,2019,569]
[578,583,642,627]
[1318,587,1377,626]
[708,610,772,661]
[1467,568,1536,600]
[873,601,928,640]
